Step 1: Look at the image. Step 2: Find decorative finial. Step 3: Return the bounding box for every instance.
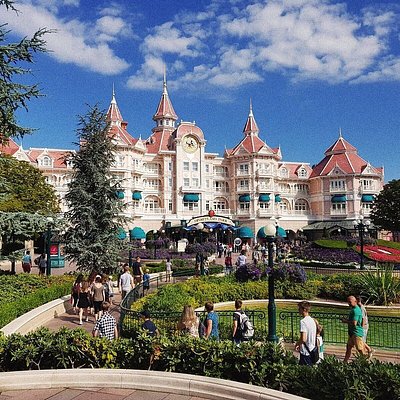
[339,127,342,137]
[249,98,253,116]
[111,83,116,104]
[163,64,167,94]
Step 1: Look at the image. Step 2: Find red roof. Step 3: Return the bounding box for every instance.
[243,103,259,135]
[153,80,177,121]
[28,149,71,169]
[0,138,19,156]
[145,129,172,154]
[106,91,137,146]
[311,135,381,178]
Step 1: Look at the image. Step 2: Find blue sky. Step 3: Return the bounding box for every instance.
[1,0,399,181]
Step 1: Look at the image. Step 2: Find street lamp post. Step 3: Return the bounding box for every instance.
[153,230,158,259]
[45,216,54,276]
[264,222,278,343]
[354,216,371,270]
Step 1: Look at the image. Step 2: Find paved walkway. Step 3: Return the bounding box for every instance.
[0,387,207,400]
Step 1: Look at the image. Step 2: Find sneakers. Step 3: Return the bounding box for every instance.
[79,321,83,325]
[367,349,374,360]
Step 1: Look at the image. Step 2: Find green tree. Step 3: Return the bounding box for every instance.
[371,179,400,241]
[0,0,49,144]
[64,105,127,273]
[0,154,60,212]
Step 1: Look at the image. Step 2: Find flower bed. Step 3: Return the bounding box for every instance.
[358,245,400,263]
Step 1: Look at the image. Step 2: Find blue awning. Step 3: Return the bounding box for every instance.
[259,194,271,202]
[238,226,254,238]
[257,226,287,238]
[183,193,199,202]
[129,227,146,240]
[331,194,347,203]
[132,191,142,200]
[361,194,374,203]
[116,190,124,199]
[117,228,127,240]
[275,194,282,203]
[239,194,251,202]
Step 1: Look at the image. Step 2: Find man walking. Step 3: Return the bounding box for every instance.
[342,295,365,362]
[119,265,133,300]
[295,301,317,366]
[92,302,118,340]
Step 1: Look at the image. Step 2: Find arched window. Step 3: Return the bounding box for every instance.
[213,197,228,210]
[280,167,288,177]
[298,168,307,178]
[144,196,160,211]
[294,199,310,213]
[41,156,52,167]
[278,198,291,213]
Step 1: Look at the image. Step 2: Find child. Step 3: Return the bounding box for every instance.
[316,320,324,363]
[224,254,232,275]
[143,269,150,294]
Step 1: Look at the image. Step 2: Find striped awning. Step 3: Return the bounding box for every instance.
[129,227,146,239]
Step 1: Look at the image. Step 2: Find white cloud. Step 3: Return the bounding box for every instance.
[94,15,133,43]
[0,1,130,75]
[142,22,202,57]
[351,56,400,83]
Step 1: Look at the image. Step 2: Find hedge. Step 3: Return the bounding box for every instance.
[0,275,73,328]
[0,328,399,400]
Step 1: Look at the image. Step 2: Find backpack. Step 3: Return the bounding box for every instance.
[198,320,206,338]
[235,311,254,339]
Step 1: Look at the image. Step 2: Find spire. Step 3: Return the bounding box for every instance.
[339,127,342,137]
[243,99,259,136]
[106,86,123,124]
[153,69,178,127]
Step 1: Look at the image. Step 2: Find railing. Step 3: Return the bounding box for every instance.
[279,311,400,350]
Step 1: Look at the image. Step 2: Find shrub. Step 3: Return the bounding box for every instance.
[0,328,399,399]
[318,274,364,301]
[235,263,262,282]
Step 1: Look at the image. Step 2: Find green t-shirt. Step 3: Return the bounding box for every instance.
[348,305,364,337]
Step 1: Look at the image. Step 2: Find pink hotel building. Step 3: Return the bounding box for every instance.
[3,81,384,240]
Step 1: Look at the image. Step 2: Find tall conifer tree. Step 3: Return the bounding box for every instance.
[64,105,126,273]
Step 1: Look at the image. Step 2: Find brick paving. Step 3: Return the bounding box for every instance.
[0,387,208,400]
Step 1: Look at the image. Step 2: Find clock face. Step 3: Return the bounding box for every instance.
[182,135,199,153]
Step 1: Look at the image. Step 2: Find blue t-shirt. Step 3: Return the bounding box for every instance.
[206,311,219,339]
[143,273,150,288]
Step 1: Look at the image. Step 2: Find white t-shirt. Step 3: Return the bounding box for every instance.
[166,261,172,272]
[237,255,247,266]
[119,272,133,291]
[299,315,316,355]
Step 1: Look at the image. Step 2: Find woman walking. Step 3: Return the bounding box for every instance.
[205,301,219,340]
[71,274,83,314]
[77,281,91,325]
[178,305,200,338]
[91,275,105,321]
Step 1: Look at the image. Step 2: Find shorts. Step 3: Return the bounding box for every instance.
[22,263,31,273]
[347,335,365,352]
[134,275,142,284]
[93,301,103,314]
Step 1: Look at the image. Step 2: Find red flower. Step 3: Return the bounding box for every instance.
[356,245,400,263]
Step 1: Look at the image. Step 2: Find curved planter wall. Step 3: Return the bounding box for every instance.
[0,369,308,400]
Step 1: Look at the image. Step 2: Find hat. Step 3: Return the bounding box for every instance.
[95,275,102,279]
[140,310,150,318]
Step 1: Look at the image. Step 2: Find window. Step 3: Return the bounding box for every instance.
[192,178,199,187]
[144,197,160,211]
[183,202,199,211]
[214,181,225,191]
[205,164,210,173]
[259,202,270,210]
[295,199,309,212]
[298,168,307,178]
[206,179,210,189]
[280,167,288,177]
[294,183,309,193]
[205,201,210,211]
[331,203,346,214]
[361,202,373,212]
[146,163,159,174]
[41,156,52,167]
[239,202,250,210]
[168,178,172,188]
[279,200,289,213]
[183,178,190,187]
[213,198,227,210]
[214,166,225,176]
[168,162,172,171]
[192,162,199,172]
[183,162,189,171]
[330,180,346,191]
[239,180,249,190]
[238,164,249,174]
[114,155,124,168]
[361,179,374,191]
[146,179,159,188]
[132,200,140,208]
[168,200,173,212]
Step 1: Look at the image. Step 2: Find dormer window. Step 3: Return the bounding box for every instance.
[298,168,307,178]
[41,156,52,167]
[280,167,288,177]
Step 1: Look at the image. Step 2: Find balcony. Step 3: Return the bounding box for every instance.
[213,187,229,194]
[236,186,250,193]
[257,209,273,217]
[143,207,166,215]
[236,209,251,216]
[131,165,145,174]
[131,182,144,191]
[236,170,251,176]
[256,169,273,177]
[257,185,274,193]
[180,185,201,193]
[330,186,346,193]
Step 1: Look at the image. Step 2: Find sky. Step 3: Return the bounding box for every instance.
[1,0,400,181]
